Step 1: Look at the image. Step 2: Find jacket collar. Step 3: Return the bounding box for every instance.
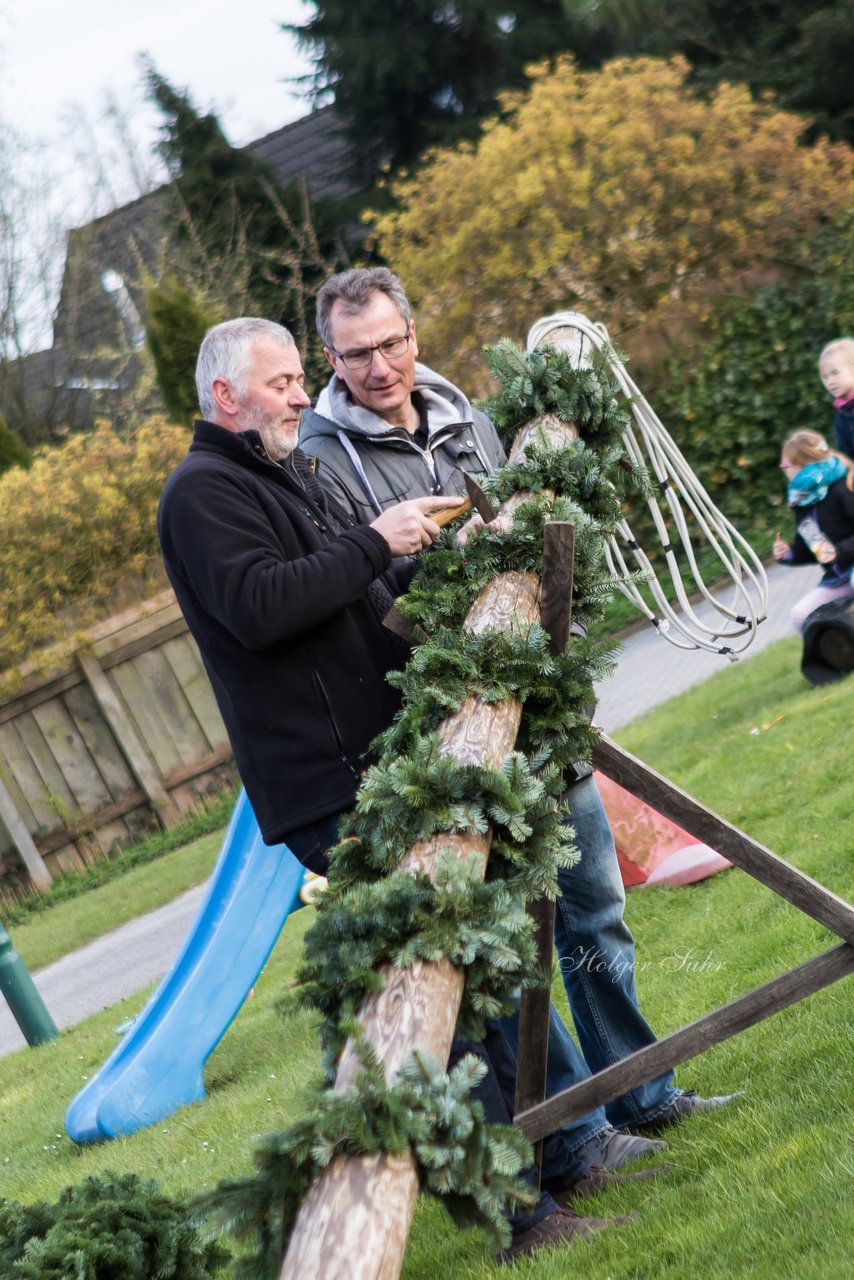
[190,419,272,467]
[190,420,319,495]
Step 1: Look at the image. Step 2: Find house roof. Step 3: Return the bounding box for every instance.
[9,105,365,437]
[52,187,169,352]
[248,105,358,201]
[50,106,364,351]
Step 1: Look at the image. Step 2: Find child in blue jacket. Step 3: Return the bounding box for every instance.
[773,429,854,632]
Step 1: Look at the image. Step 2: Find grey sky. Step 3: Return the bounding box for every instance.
[0,0,317,346]
[2,0,314,151]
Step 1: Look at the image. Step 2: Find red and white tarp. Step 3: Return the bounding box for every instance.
[594,771,732,888]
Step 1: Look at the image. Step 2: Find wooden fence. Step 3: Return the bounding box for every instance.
[0,589,235,892]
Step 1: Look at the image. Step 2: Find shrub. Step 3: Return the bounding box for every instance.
[654,216,854,541]
[0,1170,229,1278]
[0,413,31,476]
[0,417,187,672]
[144,277,222,426]
[372,55,854,392]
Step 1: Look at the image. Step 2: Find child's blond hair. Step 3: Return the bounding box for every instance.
[782,429,854,490]
[818,337,854,376]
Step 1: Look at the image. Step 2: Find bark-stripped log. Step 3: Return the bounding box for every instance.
[281,417,577,1280]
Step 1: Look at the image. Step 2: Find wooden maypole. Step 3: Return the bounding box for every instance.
[280,415,577,1279]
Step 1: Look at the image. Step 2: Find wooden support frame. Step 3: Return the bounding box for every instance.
[514,520,575,1176]
[594,736,854,942]
[517,942,854,1141]
[514,734,854,1143]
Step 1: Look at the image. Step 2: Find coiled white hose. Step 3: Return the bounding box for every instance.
[527,311,768,659]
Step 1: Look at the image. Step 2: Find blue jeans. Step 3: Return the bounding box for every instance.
[551,774,678,1131]
[498,998,611,1163]
[498,774,678,1148]
[285,815,341,875]
[481,1006,593,1192]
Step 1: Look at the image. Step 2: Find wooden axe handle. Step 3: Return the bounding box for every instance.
[432,496,473,528]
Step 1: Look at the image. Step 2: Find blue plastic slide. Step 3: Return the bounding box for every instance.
[65,789,306,1144]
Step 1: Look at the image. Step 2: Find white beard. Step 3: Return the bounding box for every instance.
[258,421,297,461]
[238,399,299,460]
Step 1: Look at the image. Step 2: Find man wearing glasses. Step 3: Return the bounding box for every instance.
[299,267,505,524]
[300,267,739,1176]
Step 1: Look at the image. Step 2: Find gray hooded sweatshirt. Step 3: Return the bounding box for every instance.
[298,361,507,526]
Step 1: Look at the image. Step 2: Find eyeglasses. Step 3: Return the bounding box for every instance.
[331,329,411,370]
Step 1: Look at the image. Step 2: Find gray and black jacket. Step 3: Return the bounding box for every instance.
[299,362,506,522]
[300,366,593,785]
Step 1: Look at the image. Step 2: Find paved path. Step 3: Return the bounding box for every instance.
[0,561,817,1060]
[0,884,208,1056]
[594,560,815,733]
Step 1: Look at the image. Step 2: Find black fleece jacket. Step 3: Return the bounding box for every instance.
[157,421,406,844]
[832,398,854,460]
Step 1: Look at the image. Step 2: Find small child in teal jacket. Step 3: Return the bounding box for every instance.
[773,429,854,632]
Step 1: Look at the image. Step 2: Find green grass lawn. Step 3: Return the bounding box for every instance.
[1,635,852,1278]
[9,831,224,972]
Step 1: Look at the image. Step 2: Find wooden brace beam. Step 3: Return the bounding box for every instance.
[516,942,854,1142]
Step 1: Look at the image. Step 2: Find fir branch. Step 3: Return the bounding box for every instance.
[194,1050,534,1278]
[479,338,634,454]
[0,1172,229,1279]
[297,851,541,1069]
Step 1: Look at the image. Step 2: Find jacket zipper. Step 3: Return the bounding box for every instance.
[313,670,360,780]
[395,435,440,489]
[396,425,488,490]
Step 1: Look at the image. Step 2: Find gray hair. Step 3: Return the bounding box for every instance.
[315,267,412,348]
[195,317,296,420]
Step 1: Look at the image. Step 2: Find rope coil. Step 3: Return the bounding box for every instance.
[527,312,768,659]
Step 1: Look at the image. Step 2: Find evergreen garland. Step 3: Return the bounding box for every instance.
[480,338,636,456]
[197,1047,534,1278]
[198,344,640,1268]
[0,1171,228,1279]
[300,851,547,1073]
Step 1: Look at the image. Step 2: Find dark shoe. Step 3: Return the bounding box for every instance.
[574,1125,667,1170]
[630,1089,745,1134]
[495,1207,631,1265]
[550,1161,673,1207]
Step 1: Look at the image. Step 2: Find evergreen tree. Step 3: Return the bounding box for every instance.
[143,62,349,379]
[287,0,614,178]
[0,411,31,475]
[144,276,222,425]
[571,0,854,144]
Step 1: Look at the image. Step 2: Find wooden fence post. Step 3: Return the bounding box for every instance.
[77,653,180,827]
[0,772,52,891]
